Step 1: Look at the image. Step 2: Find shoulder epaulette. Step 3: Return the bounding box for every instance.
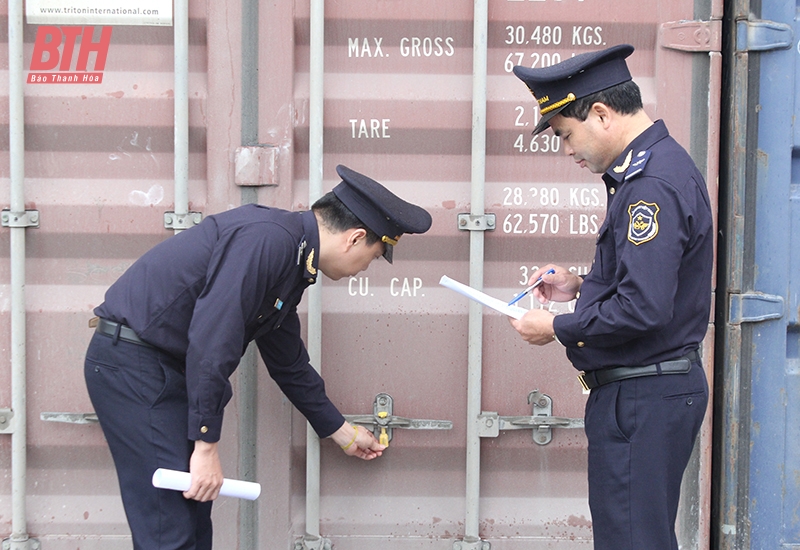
[624,150,651,181]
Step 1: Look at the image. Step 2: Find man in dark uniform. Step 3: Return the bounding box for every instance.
[508,45,713,550]
[84,165,432,549]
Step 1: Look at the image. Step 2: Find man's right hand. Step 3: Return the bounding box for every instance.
[331,421,386,460]
[530,264,583,303]
[184,440,224,502]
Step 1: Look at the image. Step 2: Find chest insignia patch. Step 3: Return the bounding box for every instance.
[627,200,660,245]
[306,248,317,276]
[624,150,651,181]
[274,298,284,310]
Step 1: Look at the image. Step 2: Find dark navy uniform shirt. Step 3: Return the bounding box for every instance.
[552,120,713,372]
[95,204,345,442]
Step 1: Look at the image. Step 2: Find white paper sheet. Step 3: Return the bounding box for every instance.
[439,275,528,320]
[152,468,261,501]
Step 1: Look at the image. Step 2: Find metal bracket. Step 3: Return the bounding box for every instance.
[164,211,202,230]
[478,390,584,446]
[660,19,722,52]
[343,393,453,446]
[2,537,41,550]
[1,209,40,228]
[736,19,793,52]
[728,292,784,324]
[453,537,491,550]
[293,535,331,550]
[235,145,279,186]
[0,409,14,434]
[457,213,496,232]
[40,412,99,424]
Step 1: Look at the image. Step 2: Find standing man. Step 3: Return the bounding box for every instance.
[509,45,713,550]
[85,165,432,549]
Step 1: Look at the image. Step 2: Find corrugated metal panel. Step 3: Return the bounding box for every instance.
[0,0,720,548]
[0,2,215,546]
[286,1,718,549]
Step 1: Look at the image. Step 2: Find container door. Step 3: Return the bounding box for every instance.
[716,0,800,547]
[292,0,721,548]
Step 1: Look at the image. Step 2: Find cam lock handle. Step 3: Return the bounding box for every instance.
[342,393,453,447]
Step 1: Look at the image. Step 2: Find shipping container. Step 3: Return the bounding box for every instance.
[714,0,800,548]
[0,0,789,548]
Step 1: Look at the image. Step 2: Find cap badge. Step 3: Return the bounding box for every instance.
[613,150,633,174]
[627,200,660,245]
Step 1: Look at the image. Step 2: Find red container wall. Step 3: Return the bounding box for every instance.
[0,0,717,548]
[0,3,220,547]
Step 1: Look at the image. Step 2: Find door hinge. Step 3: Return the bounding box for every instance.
[728,292,784,324]
[660,19,722,52]
[736,19,793,52]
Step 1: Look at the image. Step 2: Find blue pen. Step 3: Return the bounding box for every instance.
[508,268,556,306]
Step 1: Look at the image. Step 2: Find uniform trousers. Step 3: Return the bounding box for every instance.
[84,331,213,550]
[584,360,708,550]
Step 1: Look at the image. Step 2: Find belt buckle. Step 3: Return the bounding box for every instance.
[577,371,590,392]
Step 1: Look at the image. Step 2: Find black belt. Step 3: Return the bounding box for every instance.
[577,350,700,391]
[91,317,154,349]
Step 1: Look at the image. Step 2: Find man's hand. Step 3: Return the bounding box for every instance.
[330,421,386,460]
[184,440,223,502]
[529,264,582,304]
[509,308,557,346]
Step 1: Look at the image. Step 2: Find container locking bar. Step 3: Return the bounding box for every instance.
[40,412,99,424]
[478,390,584,445]
[343,393,453,446]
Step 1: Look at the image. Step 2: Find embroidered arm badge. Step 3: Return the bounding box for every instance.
[627,200,660,245]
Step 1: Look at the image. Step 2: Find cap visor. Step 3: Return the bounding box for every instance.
[533,107,564,135]
[382,243,394,263]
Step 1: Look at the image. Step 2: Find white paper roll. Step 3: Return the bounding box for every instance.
[151,468,261,501]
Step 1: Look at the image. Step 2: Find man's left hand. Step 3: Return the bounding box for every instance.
[509,308,557,346]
